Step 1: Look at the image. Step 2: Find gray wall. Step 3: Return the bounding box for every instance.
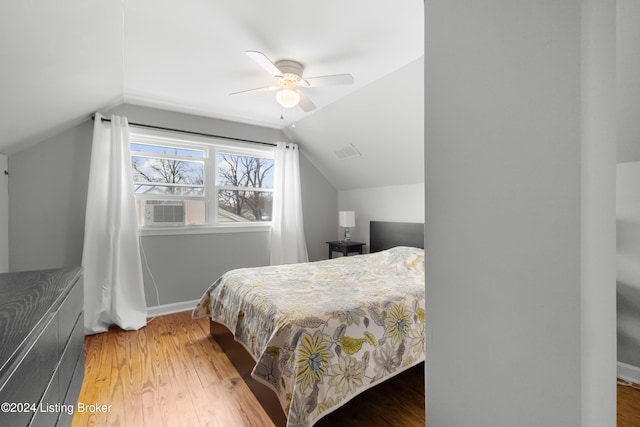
[8,104,338,308]
[618,0,640,163]
[139,231,271,306]
[9,121,93,271]
[425,1,615,426]
[617,161,640,369]
[299,151,339,262]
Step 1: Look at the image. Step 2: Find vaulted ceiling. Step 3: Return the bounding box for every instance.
[0,0,424,190]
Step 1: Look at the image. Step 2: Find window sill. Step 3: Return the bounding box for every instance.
[139,223,272,237]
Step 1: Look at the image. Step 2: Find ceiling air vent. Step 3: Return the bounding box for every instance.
[334,144,362,160]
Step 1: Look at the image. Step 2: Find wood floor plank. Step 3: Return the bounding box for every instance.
[108,330,136,426]
[76,330,110,427]
[72,311,275,427]
[142,317,172,426]
[160,312,234,427]
[174,312,275,426]
[617,381,640,427]
[155,317,203,427]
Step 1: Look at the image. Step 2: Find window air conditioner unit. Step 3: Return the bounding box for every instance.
[144,200,185,226]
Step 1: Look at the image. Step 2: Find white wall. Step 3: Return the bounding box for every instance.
[0,154,8,273]
[424,1,615,426]
[286,58,424,192]
[617,161,640,371]
[338,183,423,250]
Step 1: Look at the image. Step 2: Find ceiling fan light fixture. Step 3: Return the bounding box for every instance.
[237,51,353,113]
[276,88,300,108]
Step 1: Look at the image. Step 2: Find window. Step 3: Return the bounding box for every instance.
[130,129,274,229]
[217,153,274,222]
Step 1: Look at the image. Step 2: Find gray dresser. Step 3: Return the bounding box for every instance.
[0,267,84,427]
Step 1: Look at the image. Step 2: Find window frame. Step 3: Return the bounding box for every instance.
[213,147,275,224]
[129,127,275,236]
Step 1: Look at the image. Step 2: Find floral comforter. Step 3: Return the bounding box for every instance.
[192,246,425,427]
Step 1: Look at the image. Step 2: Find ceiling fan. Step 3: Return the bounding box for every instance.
[231,51,354,112]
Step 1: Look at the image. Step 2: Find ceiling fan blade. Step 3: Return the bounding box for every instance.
[229,85,278,96]
[303,73,354,87]
[297,91,316,112]
[245,51,283,77]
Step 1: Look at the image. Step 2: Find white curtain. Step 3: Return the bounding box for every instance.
[82,113,147,334]
[270,142,309,265]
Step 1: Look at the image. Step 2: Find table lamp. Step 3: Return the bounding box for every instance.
[339,211,356,241]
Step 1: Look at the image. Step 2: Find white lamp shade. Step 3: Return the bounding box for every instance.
[276,88,300,108]
[339,211,356,228]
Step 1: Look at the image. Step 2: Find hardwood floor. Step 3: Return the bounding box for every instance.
[618,380,640,427]
[73,311,274,427]
[73,311,639,426]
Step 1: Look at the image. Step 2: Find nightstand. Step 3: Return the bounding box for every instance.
[326,241,365,259]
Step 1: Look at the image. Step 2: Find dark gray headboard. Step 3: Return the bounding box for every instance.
[370,221,424,253]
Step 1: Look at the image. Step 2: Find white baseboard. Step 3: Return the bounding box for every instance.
[147,299,200,318]
[617,361,640,385]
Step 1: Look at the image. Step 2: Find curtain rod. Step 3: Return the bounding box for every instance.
[91,115,277,147]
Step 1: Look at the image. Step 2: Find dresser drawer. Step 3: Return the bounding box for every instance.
[58,312,84,401]
[57,276,83,357]
[0,315,58,426]
[29,370,60,427]
[0,267,83,427]
[57,349,85,427]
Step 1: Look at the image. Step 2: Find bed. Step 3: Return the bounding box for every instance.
[193,221,425,427]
